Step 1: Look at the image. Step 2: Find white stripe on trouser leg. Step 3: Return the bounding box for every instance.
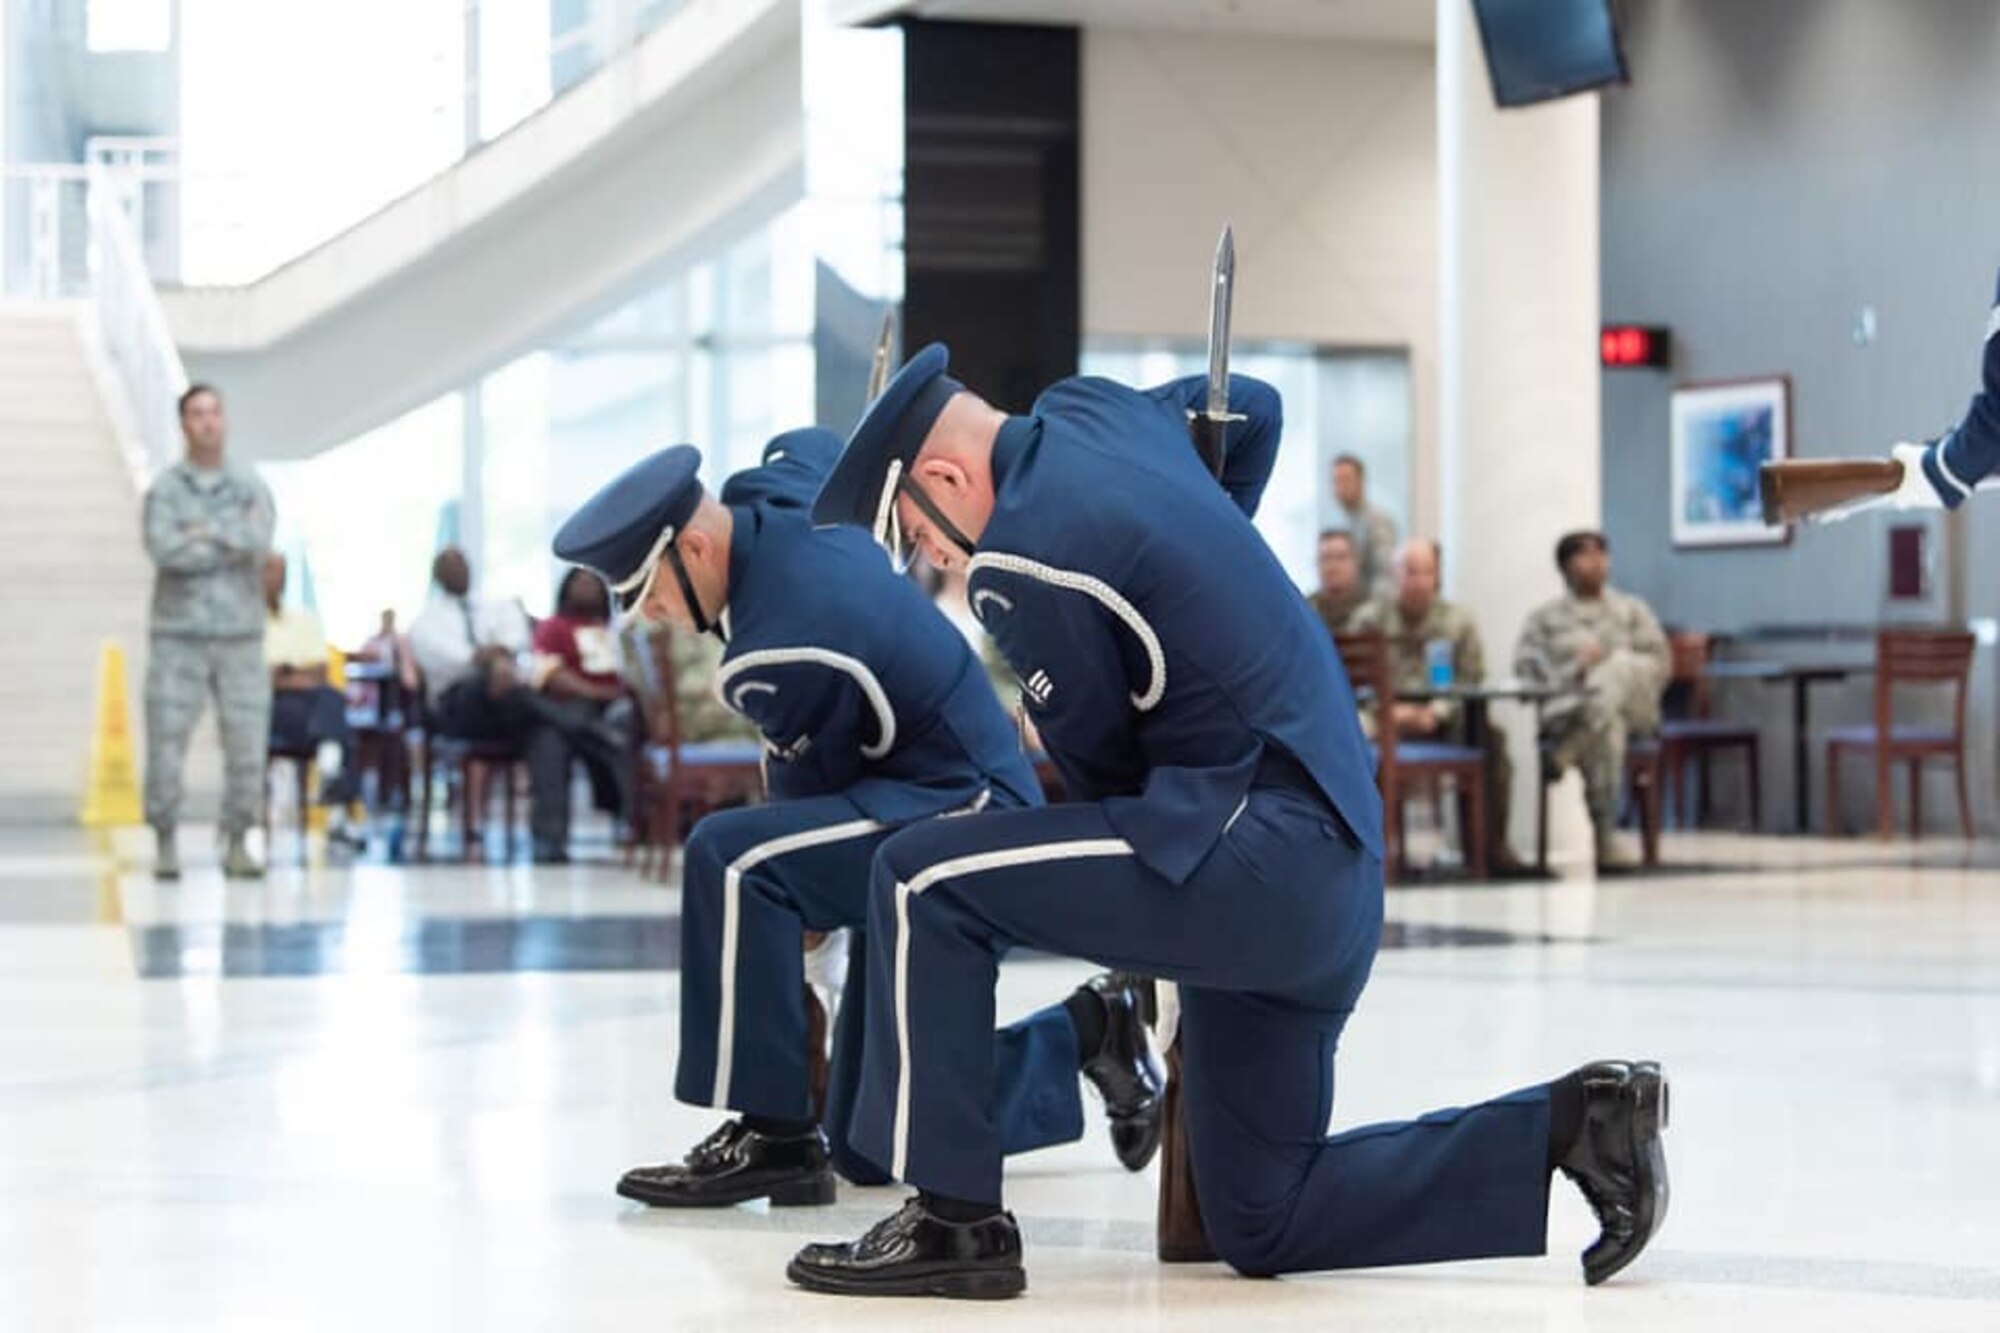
[889,836,1135,1182]
[710,817,883,1106]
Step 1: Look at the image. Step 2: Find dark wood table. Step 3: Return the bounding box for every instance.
[1703,659,1874,833]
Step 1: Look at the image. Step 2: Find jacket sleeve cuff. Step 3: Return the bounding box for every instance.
[1922,437,1972,509]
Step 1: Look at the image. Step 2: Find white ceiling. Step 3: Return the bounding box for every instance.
[830,0,1436,45]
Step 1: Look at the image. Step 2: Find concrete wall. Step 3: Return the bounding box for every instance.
[1080,27,1440,536]
[1601,0,2000,832]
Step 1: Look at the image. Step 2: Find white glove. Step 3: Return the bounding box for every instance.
[1817,442,1943,524]
[1886,441,1949,510]
[1154,979,1181,1051]
[803,929,849,1011]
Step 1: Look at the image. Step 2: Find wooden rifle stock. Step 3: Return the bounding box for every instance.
[1758,459,1904,524]
[1156,1040,1215,1262]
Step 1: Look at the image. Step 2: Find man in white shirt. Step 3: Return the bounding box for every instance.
[406,547,626,863]
[407,547,533,711]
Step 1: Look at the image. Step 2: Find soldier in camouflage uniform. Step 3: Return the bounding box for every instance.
[141,385,276,880]
[1352,538,1521,871]
[1513,531,1668,870]
[1332,453,1400,601]
[1306,529,1370,637]
[622,620,755,745]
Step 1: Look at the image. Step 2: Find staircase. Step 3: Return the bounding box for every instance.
[0,306,163,822]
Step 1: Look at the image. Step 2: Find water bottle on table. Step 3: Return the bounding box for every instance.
[1425,638,1455,691]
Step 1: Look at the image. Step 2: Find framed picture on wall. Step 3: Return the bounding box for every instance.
[1669,375,1792,548]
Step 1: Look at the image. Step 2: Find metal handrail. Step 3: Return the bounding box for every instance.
[86,162,189,484]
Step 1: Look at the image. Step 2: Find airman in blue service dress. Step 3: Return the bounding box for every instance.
[795,345,1669,1299]
[1900,268,2000,506]
[551,428,1162,1210]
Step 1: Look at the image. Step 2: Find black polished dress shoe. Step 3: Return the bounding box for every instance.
[1557,1060,1670,1285]
[1079,973,1166,1171]
[787,1197,1025,1299]
[615,1118,835,1208]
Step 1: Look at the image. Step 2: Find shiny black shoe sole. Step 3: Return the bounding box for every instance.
[1585,1061,1670,1287]
[1107,1106,1162,1174]
[615,1169,836,1209]
[785,1257,1026,1300]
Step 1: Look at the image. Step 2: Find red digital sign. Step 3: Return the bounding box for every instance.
[1601,325,1671,368]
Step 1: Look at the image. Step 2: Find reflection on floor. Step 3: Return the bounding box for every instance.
[1,825,1997,1330]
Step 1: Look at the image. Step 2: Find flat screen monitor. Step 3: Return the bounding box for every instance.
[1471,0,1629,109]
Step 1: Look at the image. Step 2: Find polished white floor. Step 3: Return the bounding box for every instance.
[2,826,1998,1330]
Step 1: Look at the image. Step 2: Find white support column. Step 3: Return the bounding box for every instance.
[1437,0,1602,863]
[459,384,485,573]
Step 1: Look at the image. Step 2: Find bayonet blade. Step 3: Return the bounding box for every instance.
[867,312,895,400]
[1204,225,1235,421]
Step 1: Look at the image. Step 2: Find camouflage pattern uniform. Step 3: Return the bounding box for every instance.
[1513,588,1668,847]
[141,460,276,836]
[1307,586,1371,638]
[622,622,754,745]
[1352,596,1514,860]
[1341,501,1401,601]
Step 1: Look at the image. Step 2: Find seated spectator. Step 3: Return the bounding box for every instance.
[529,568,636,855]
[359,608,422,695]
[1352,540,1522,873]
[624,619,751,745]
[262,553,362,848]
[1514,531,1668,870]
[407,547,626,864]
[1307,529,1370,637]
[407,547,533,720]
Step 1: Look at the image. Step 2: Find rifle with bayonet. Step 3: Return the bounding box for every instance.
[1156,225,1243,1266]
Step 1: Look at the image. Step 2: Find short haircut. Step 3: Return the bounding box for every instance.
[178,383,221,417]
[1332,453,1365,476]
[1399,536,1441,573]
[554,565,604,612]
[1317,529,1356,549]
[1555,529,1608,571]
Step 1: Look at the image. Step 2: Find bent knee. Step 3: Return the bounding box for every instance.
[871,820,955,890]
[1204,1213,1289,1278]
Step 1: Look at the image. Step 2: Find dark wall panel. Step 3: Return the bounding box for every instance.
[901,19,1079,412]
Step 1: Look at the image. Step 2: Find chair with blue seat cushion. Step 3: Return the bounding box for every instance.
[1395,738,1491,881]
[1826,628,1976,840]
[628,626,765,879]
[1658,631,1760,830]
[1535,733,1665,871]
[1335,630,1488,881]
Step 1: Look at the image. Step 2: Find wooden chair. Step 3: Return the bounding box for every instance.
[1537,731,1665,870]
[1028,752,1066,804]
[415,725,527,863]
[1334,630,1489,881]
[411,678,529,862]
[628,625,764,878]
[1622,738,1666,867]
[1826,628,1976,839]
[1658,631,1760,830]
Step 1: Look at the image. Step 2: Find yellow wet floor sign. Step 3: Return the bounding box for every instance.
[81,640,142,828]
